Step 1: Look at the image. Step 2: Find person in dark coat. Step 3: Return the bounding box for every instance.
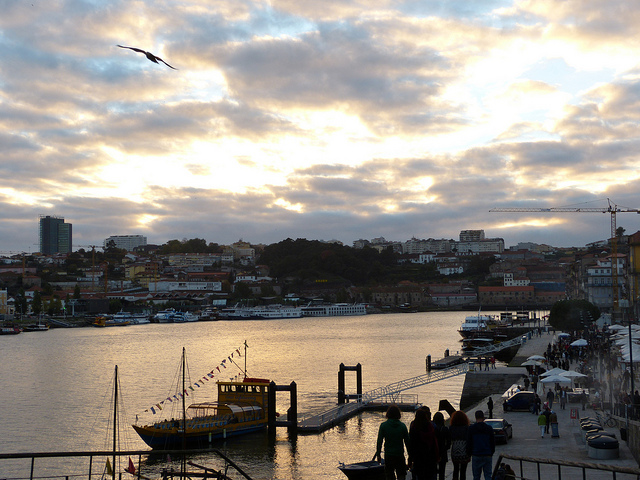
[487,397,493,418]
[376,405,410,480]
[408,407,439,480]
[449,411,470,480]
[467,410,495,480]
[433,412,450,480]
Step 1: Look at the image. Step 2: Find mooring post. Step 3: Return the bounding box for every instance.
[356,363,362,401]
[426,354,431,372]
[268,381,277,433]
[445,349,449,357]
[338,363,346,404]
[288,381,297,432]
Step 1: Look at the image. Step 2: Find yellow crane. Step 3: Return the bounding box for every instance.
[490,198,640,314]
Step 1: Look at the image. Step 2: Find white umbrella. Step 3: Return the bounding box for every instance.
[521,360,542,366]
[608,324,626,331]
[540,375,572,384]
[527,355,546,361]
[557,333,571,338]
[559,371,586,378]
[570,339,588,347]
[541,367,567,377]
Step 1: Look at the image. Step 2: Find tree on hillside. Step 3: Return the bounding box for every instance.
[548,299,600,331]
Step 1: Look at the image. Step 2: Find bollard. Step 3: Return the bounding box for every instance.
[426,355,431,372]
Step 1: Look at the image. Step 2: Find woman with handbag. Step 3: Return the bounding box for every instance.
[448,411,471,480]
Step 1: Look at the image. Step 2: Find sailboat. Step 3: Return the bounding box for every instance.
[132,346,271,449]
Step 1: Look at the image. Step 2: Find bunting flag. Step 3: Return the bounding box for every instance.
[125,458,136,475]
[142,343,247,415]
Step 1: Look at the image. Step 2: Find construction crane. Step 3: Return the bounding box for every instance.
[490,198,640,315]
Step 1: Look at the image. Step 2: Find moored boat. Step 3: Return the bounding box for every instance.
[0,325,22,335]
[23,321,49,332]
[338,460,385,480]
[132,345,270,449]
[300,303,367,317]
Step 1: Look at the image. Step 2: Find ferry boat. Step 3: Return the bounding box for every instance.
[458,313,497,338]
[132,349,270,449]
[300,303,367,317]
[219,305,303,320]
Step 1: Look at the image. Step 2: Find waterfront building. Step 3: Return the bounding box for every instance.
[39,215,72,255]
[103,234,147,251]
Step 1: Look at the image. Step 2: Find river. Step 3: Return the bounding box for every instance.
[0,311,500,479]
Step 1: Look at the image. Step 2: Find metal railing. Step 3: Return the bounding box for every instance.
[493,453,640,480]
[0,448,253,480]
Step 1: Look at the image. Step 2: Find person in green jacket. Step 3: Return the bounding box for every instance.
[537,412,547,438]
[376,405,411,479]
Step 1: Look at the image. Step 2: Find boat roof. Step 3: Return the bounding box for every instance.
[188,402,262,414]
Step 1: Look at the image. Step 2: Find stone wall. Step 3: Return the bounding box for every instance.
[459,368,527,411]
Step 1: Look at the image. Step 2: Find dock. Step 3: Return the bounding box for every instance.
[297,362,469,433]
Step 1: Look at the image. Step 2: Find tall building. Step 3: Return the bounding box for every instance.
[104,235,147,251]
[39,215,72,255]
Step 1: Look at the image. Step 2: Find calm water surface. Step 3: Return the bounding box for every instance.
[0,311,497,479]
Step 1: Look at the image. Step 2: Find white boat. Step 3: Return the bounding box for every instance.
[172,311,199,322]
[300,303,367,317]
[153,308,177,323]
[220,305,302,320]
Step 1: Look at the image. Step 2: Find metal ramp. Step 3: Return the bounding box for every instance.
[361,362,469,403]
[298,362,468,432]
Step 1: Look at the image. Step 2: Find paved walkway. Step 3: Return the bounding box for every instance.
[454,332,640,480]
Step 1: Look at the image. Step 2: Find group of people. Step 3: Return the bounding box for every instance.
[375,406,496,480]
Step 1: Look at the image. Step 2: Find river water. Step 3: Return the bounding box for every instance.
[0,311,498,479]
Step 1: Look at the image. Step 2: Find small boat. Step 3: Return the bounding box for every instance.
[132,346,270,449]
[23,322,49,332]
[338,460,385,480]
[93,316,130,327]
[0,326,22,335]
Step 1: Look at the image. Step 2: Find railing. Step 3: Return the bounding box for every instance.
[0,448,253,480]
[493,453,640,480]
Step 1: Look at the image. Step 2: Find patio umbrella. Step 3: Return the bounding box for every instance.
[540,375,572,384]
[557,333,571,338]
[527,355,545,361]
[570,339,588,347]
[608,324,626,331]
[540,367,567,377]
[521,360,542,366]
[559,371,586,378]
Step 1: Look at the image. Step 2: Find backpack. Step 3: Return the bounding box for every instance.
[450,439,469,462]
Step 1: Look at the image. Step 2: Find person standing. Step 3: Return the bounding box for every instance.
[376,405,410,480]
[408,407,439,480]
[487,397,493,419]
[433,412,450,480]
[559,388,567,410]
[466,410,495,480]
[542,406,551,434]
[547,389,555,409]
[449,411,471,480]
[537,411,547,438]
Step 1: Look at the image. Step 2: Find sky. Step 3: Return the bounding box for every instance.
[3,0,640,252]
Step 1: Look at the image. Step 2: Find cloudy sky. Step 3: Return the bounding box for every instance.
[3,0,640,252]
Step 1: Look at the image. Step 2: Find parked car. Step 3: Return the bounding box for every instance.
[503,391,535,412]
[485,418,513,443]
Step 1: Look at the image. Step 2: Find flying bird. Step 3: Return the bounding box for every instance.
[117,45,177,70]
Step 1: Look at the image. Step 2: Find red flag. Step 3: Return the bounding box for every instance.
[126,458,136,474]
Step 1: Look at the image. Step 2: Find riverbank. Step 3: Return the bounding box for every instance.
[461,332,640,479]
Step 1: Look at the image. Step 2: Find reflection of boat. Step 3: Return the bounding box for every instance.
[132,347,270,449]
[338,460,385,480]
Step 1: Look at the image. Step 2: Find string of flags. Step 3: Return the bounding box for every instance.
[144,343,247,415]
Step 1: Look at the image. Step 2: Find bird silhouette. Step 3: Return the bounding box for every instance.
[117,45,177,70]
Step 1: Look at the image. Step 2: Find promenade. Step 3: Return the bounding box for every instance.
[460,331,640,480]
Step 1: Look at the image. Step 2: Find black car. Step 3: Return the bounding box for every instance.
[485,419,513,443]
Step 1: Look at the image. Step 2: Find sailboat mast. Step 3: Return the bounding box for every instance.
[181,348,187,472]
[113,365,118,480]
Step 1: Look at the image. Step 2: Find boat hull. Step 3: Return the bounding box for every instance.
[132,422,266,449]
[338,460,385,480]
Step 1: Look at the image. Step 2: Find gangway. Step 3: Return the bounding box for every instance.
[298,362,469,432]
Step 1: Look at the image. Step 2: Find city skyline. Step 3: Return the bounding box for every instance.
[3,2,640,251]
